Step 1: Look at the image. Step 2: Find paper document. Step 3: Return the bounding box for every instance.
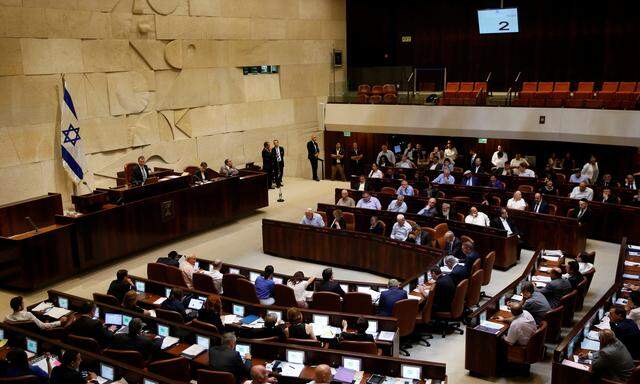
[623,274,640,280]
[499,305,511,312]
[406,294,421,301]
[161,336,179,350]
[31,357,60,372]
[279,362,304,377]
[32,302,53,312]
[562,359,590,371]
[580,339,600,351]
[531,275,551,282]
[543,250,563,256]
[510,294,523,302]
[629,251,640,257]
[586,330,600,341]
[181,344,207,357]
[542,255,560,262]
[480,320,504,330]
[377,331,395,341]
[533,282,547,288]
[628,245,640,251]
[595,316,610,330]
[148,309,156,318]
[615,298,628,306]
[538,266,552,272]
[45,307,71,319]
[625,260,640,267]
[222,315,240,325]
[153,297,167,305]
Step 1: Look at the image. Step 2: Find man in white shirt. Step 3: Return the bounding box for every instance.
[465,206,490,227]
[5,296,66,329]
[336,189,355,207]
[627,292,640,327]
[180,254,201,289]
[356,192,381,210]
[390,214,412,241]
[506,191,528,210]
[581,156,599,183]
[368,164,383,178]
[494,303,537,346]
[387,195,407,213]
[510,153,529,169]
[396,180,415,196]
[300,208,325,227]
[395,155,416,169]
[517,164,536,178]
[491,145,508,169]
[417,198,438,217]
[205,259,224,294]
[376,145,396,165]
[220,159,239,177]
[569,182,594,200]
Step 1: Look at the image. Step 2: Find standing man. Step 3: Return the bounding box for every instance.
[330,142,346,181]
[262,142,274,189]
[307,135,320,181]
[272,139,285,187]
[349,142,364,176]
[131,155,151,185]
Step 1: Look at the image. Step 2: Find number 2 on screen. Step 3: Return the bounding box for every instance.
[498,21,510,31]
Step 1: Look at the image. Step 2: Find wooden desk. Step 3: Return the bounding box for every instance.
[262,219,444,281]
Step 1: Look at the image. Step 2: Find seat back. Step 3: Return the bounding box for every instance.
[618,81,636,93]
[456,212,465,222]
[574,277,588,311]
[514,321,547,364]
[93,293,120,306]
[543,305,564,343]
[103,349,146,366]
[599,81,619,95]
[222,273,246,299]
[148,357,190,382]
[336,340,379,355]
[343,292,374,315]
[356,93,369,104]
[553,82,570,93]
[583,267,596,293]
[547,203,558,216]
[357,84,371,95]
[383,93,398,104]
[451,196,471,203]
[197,369,236,384]
[274,284,298,307]
[236,278,260,304]
[490,196,502,206]
[459,82,474,93]
[371,85,384,95]
[392,299,419,337]
[517,184,534,193]
[183,166,198,175]
[156,308,185,323]
[521,82,538,93]
[189,319,219,333]
[342,212,355,231]
[576,82,594,93]
[460,235,474,245]
[422,227,436,247]
[124,162,138,185]
[67,334,101,354]
[193,273,218,294]
[310,292,342,311]
[445,82,460,93]
[0,376,40,383]
[165,266,188,288]
[473,82,487,92]
[537,82,553,93]
[381,187,396,195]
[147,262,168,283]
[433,223,448,245]
[470,257,482,275]
[286,338,323,347]
[560,290,578,326]
[316,211,328,226]
[369,94,382,104]
[482,251,496,286]
[465,269,484,307]
[382,84,397,94]
[450,279,469,318]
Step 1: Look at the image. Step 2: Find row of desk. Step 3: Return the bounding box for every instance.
[0,170,269,290]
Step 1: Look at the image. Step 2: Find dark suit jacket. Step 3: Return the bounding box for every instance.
[369,222,385,235]
[262,148,274,171]
[107,279,132,303]
[449,264,467,286]
[307,140,319,159]
[348,149,363,169]
[433,274,456,313]
[444,238,462,257]
[67,315,112,347]
[600,195,618,204]
[461,251,480,278]
[471,165,486,174]
[530,200,549,214]
[459,176,479,186]
[571,207,593,224]
[317,280,345,297]
[131,164,151,185]
[378,287,407,316]
[540,277,572,308]
[161,298,188,321]
[330,217,346,230]
[209,345,251,382]
[194,169,210,182]
[611,319,640,359]
[50,366,86,384]
[272,146,285,165]
[156,256,179,268]
[198,309,224,333]
[340,331,374,342]
[112,333,160,360]
[490,217,521,237]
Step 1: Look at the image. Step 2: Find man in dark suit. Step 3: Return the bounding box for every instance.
[353,175,371,192]
[131,155,151,185]
[444,255,467,286]
[306,135,320,181]
[437,203,454,221]
[66,302,112,347]
[609,306,640,359]
[471,157,485,174]
[378,279,408,316]
[194,161,211,182]
[431,266,456,313]
[600,187,618,204]
[261,142,274,189]
[459,170,479,186]
[348,142,364,176]
[107,269,133,303]
[317,268,345,297]
[539,268,572,308]
[443,231,461,256]
[491,208,522,238]
[597,174,616,188]
[459,241,480,276]
[160,288,191,321]
[468,149,478,170]
[112,318,160,360]
[571,198,593,225]
[156,250,180,268]
[530,192,549,214]
[271,139,285,187]
[209,332,252,383]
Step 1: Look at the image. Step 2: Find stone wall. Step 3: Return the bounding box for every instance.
[0,0,346,205]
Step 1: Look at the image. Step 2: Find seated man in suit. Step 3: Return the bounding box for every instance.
[161,288,192,321]
[539,268,572,308]
[430,266,456,313]
[458,241,480,274]
[438,202,454,220]
[491,208,522,239]
[519,281,551,325]
[471,157,486,174]
[566,260,584,289]
[608,306,640,359]
[600,187,618,204]
[487,174,505,190]
[417,198,438,217]
[156,250,180,268]
[209,332,252,383]
[571,198,593,226]
[369,216,385,235]
[107,269,133,303]
[112,318,160,360]
[584,330,635,383]
[459,170,478,187]
[194,161,211,182]
[220,159,239,177]
[443,231,461,257]
[530,193,549,214]
[598,174,616,188]
[378,279,407,316]
[339,317,375,342]
[131,155,151,185]
[66,301,112,347]
[353,175,369,192]
[317,268,345,297]
[444,255,466,286]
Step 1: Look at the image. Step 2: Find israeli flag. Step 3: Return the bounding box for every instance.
[60,79,86,183]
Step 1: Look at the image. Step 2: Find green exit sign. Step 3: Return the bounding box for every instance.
[343,131,351,137]
[478,138,487,144]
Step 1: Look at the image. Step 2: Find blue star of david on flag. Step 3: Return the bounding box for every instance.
[60,79,86,182]
[62,124,81,146]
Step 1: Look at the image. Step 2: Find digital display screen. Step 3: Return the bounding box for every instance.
[105,313,122,326]
[286,349,304,364]
[401,364,422,380]
[26,338,37,353]
[367,320,378,334]
[342,357,362,372]
[135,281,145,292]
[478,8,519,34]
[236,343,251,357]
[313,314,329,327]
[267,310,282,322]
[196,335,210,349]
[232,304,245,317]
[58,297,68,309]
[122,315,132,326]
[100,363,114,380]
[188,299,204,310]
[249,272,260,283]
[157,324,169,337]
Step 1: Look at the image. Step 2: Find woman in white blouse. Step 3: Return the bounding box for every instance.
[287,271,316,308]
[506,191,528,210]
[368,164,383,178]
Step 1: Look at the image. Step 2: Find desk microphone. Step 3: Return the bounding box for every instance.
[25,216,39,233]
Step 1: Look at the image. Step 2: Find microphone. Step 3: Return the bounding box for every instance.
[25,216,39,233]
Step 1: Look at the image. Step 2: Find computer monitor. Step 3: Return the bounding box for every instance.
[188,298,204,310]
[194,261,199,269]
[393,145,401,154]
[58,297,69,309]
[249,272,260,283]
[228,268,240,275]
[342,357,362,372]
[105,313,122,326]
[122,315,132,326]
[401,364,421,380]
[157,324,170,338]
[232,304,245,317]
[273,277,283,285]
[93,307,100,320]
[356,286,370,293]
[235,343,251,357]
[0,328,4,340]
[26,338,37,354]
[286,349,304,365]
[143,379,158,384]
[313,314,329,327]
[266,310,282,322]
[340,284,348,293]
[196,335,210,349]
[135,281,146,292]
[100,363,115,381]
